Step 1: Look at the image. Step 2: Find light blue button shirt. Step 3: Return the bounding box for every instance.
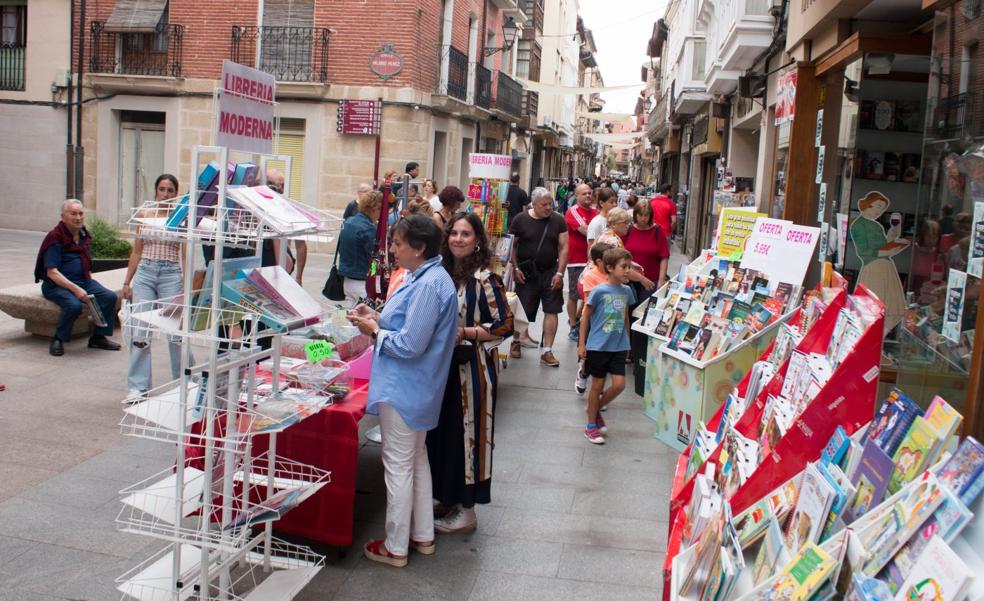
[366,256,459,431]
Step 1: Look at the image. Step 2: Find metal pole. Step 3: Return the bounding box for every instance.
[372,98,382,186]
[75,0,85,201]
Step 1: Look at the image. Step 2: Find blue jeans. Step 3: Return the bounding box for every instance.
[41,277,117,341]
[128,259,188,392]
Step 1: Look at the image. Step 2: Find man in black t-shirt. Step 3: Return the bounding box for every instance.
[505,172,530,227]
[508,187,569,367]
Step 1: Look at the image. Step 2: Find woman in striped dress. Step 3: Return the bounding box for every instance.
[429,212,514,533]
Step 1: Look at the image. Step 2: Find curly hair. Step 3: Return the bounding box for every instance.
[440,212,492,284]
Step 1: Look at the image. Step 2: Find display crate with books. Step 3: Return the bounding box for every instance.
[666,386,984,601]
[660,279,886,598]
[115,145,345,601]
[633,250,806,451]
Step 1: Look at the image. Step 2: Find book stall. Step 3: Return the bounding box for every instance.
[114,61,353,601]
[632,217,821,451]
[661,263,984,600]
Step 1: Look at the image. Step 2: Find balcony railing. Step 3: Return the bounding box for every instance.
[495,71,523,117]
[522,0,544,38]
[89,22,185,77]
[476,64,492,109]
[441,45,469,101]
[230,26,329,83]
[929,93,984,139]
[0,44,25,90]
[523,90,539,121]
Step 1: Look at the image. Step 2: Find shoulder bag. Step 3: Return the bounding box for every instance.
[516,215,552,278]
[322,243,346,301]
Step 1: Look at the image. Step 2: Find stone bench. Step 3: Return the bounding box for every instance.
[0,268,127,338]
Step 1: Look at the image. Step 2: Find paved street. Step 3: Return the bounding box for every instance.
[0,227,682,601]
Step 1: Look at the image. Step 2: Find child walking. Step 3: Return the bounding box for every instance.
[574,241,613,394]
[577,248,636,444]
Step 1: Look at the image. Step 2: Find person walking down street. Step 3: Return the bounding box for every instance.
[508,187,569,367]
[434,185,465,230]
[348,215,458,567]
[35,199,121,356]
[429,212,514,534]
[505,172,530,227]
[586,187,618,247]
[122,174,190,397]
[621,200,669,301]
[564,183,598,341]
[650,184,677,240]
[337,190,383,307]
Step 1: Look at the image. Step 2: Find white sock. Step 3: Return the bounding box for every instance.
[542,346,552,353]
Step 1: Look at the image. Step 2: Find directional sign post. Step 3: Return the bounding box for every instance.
[337,100,381,135]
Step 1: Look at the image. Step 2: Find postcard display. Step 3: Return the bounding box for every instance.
[467,153,514,281]
[115,145,344,601]
[632,219,818,451]
[660,280,892,600]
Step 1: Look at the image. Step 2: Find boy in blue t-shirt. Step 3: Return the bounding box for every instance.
[577,247,636,444]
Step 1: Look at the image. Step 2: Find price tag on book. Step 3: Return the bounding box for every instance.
[305,340,335,363]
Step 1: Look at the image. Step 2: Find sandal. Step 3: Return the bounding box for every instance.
[363,539,408,567]
[410,539,436,555]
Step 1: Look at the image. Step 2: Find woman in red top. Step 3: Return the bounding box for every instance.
[621,200,669,300]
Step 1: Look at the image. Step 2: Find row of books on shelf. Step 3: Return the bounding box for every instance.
[677,389,984,601]
[139,161,326,237]
[638,258,803,362]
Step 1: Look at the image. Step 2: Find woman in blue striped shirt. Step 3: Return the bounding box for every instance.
[348,214,459,567]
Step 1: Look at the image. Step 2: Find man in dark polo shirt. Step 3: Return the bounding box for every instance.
[508,187,569,367]
[35,199,121,356]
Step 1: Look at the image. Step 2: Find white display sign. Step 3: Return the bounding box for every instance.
[818,222,829,264]
[216,60,276,154]
[468,153,512,180]
[943,269,967,343]
[741,218,822,285]
[817,183,827,222]
[836,213,848,269]
[815,109,824,147]
[815,146,826,184]
[969,201,984,278]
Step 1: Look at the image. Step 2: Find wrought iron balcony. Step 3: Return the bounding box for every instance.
[89,22,185,77]
[929,93,984,140]
[476,64,492,109]
[495,71,523,118]
[230,26,329,83]
[0,43,24,90]
[440,45,469,101]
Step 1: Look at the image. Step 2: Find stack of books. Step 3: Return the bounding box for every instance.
[645,258,802,362]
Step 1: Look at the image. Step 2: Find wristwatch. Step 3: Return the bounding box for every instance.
[371,328,379,340]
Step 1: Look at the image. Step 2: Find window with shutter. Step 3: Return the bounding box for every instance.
[0,4,26,91]
[260,0,315,81]
[269,118,306,202]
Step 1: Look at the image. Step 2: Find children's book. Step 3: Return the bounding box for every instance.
[785,463,837,553]
[937,436,984,505]
[684,301,707,326]
[866,388,924,458]
[763,543,837,601]
[221,278,304,332]
[888,416,939,494]
[892,535,973,601]
[822,426,850,466]
[843,440,894,524]
[245,266,323,328]
[190,255,260,331]
[893,484,972,577]
[923,395,962,448]
[752,519,790,585]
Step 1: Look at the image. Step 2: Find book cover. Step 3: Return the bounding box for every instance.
[190,256,260,331]
[785,463,837,553]
[752,519,789,585]
[937,436,984,500]
[888,416,939,494]
[893,535,973,601]
[822,426,850,466]
[747,303,775,332]
[894,485,972,577]
[867,388,924,458]
[764,543,837,601]
[843,440,895,524]
[883,152,901,182]
[245,266,323,327]
[924,395,962,447]
[692,329,713,361]
[775,281,794,308]
[232,162,258,186]
[684,301,707,326]
[667,322,690,351]
[221,278,302,332]
[727,300,752,324]
[901,153,921,183]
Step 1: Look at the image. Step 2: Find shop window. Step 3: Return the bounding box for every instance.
[269,117,306,201]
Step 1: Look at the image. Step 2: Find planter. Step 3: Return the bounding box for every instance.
[91,258,129,273]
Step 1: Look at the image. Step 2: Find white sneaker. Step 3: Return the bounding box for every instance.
[366,424,382,443]
[434,505,477,534]
[574,370,588,395]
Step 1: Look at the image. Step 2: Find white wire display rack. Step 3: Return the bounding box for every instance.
[116,145,337,601]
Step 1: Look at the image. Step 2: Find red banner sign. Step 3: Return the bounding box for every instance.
[337,100,381,135]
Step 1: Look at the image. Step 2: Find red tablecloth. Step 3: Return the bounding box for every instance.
[250,381,368,546]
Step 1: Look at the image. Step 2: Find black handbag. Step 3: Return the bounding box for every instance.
[322,244,346,301]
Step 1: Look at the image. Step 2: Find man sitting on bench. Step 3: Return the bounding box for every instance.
[34,199,121,356]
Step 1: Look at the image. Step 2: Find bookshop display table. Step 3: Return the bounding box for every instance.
[250,382,368,546]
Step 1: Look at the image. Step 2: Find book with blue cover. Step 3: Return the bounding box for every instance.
[865,388,924,458]
[842,440,894,524]
[937,436,984,505]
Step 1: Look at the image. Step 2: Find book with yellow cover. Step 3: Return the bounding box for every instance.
[888,417,939,494]
[762,543,837,601]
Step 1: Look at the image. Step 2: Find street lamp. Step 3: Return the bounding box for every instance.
[484,17,519,57]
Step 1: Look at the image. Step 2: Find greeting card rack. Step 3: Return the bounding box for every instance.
[116,145,341,601]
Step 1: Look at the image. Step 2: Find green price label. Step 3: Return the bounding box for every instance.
[728,250,743,261]
[304,340,335,363]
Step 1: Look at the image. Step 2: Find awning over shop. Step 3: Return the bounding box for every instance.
[104,0,168,33]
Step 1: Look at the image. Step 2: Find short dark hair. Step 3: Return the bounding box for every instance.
[155,173,179,192]
[659,183,673,194]
[589,242,614,263]
[406,161,419,173]
[602,247,632,273]
[438,185,465,208]
[391,214,443,258]
[510,172,520,184]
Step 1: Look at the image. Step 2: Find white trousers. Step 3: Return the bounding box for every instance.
[343,277,366,308]
[378,403,434,556]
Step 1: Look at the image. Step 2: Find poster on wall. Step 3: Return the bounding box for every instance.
[468,153,513,180]
[969,201,984,278]
[716,207,766,257]
[741,218,821,285]
[775,69,798,125]
[943,269,967,343]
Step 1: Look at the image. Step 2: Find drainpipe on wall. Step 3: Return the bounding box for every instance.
[66,0,75,199]
[75,0,86,201]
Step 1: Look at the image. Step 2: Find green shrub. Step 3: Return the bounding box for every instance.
[87,215,132,259]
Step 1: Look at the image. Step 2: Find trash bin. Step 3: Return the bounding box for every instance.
[631,328,649,397]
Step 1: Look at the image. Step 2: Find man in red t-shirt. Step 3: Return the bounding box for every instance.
[650,183,677,238]
[564,183,597,337]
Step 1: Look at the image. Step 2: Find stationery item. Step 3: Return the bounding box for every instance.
[245,266,324,326]
[85,294,108,328]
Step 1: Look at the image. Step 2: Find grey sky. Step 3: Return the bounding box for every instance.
[578,0,667,115]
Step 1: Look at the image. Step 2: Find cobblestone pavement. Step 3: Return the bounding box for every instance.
[0,227,685,601]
